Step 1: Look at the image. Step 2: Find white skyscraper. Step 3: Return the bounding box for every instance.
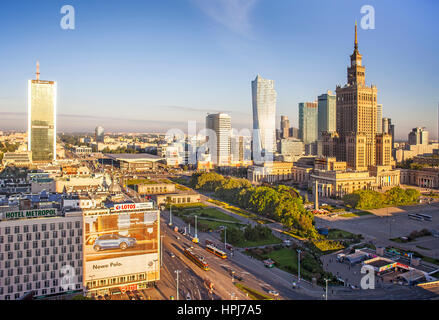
[376,104,383,134]
[206,113,231,166]
[251,75,277,162]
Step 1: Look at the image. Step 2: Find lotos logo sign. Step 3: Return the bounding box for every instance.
[114,203,136,211]
[112,202,154,212]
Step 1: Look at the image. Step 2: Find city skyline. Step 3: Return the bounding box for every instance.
[0,0,438,139]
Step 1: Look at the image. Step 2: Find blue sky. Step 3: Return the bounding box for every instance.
[0,0,438,139]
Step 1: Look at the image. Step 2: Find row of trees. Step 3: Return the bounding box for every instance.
[343,187,420,209]
[220,225,273,245]
[190,172,319,239]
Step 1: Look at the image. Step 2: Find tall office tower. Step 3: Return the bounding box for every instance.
[335,23,378,171]
[280,115,290,139]
[95,126,105,143]
[382,117,391,134]
[289,127,300,139]
[408,127,429,145]
[298,101,318,145]
[375,133,393,166]
[376,104,383,134]
[252,75,277,160]
[28,62,57,162]
[318,91,336,138]
[205,113,231,166]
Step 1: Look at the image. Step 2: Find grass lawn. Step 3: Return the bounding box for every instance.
[339,211,372,218]
[327,229,358,239]
[232,235,283,248]
[246,247,325,282]
[179,207,246,231]
[185,208,241,223]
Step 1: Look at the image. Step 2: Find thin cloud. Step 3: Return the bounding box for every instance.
[192,0,258,37]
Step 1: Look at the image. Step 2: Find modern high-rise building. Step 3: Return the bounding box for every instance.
[27,62,57,162]
[376,104,383,134]
[383,118,395,149]
[95,126,105,143]
[205,113,231,166]
[298,102,318,145]
[334,23,379,171]
[280,116,290,139]
[252,75,277,160]
[318,91,336,138]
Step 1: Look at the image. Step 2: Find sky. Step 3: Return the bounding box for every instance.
[0,0,438,140]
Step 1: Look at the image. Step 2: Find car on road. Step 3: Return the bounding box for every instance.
[93,234,137,251]
[268,290,279,297]
[170,252,175,258]
[186,293,191,300]
[292,282,297,289]
[104,294,110,300]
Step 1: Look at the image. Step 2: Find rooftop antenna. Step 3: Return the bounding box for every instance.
[36,61,40,81]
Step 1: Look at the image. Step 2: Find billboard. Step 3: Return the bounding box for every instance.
[84,207,159,281]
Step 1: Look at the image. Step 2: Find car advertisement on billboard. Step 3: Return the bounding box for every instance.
[84,206,159,281]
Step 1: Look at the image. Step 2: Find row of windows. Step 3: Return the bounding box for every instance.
[85,272,152,289]
[1,221,81,235]
[2,270,82,286]
[1,283,82,300]
[0,229,82,243]
[0,259,83,274]
[1,239,82,251]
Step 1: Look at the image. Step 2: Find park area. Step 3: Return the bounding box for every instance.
[244,245,335,285]
[170,204,246,232]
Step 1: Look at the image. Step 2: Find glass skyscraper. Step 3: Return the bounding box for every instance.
[318,91,336,138]
[251,75,277,161]
[27,63,57,162]
[299,102,318,145]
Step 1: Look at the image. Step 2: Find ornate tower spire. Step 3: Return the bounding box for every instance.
[355,21,358,51]
[36,61,40,81]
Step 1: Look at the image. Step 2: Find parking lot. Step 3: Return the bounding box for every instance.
[316,203,439,259]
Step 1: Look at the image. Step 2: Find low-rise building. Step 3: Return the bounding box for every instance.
[400,168,439,189]
[153,193,201,206]
[310,170,376,198]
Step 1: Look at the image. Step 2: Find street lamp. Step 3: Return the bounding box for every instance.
[224,226,227,251]
[175,270,181,300]
[160,235,164,267]
[195,215,198,239]
[169,204,173,226]
[324,278,329,300]
[297,249,302,284]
